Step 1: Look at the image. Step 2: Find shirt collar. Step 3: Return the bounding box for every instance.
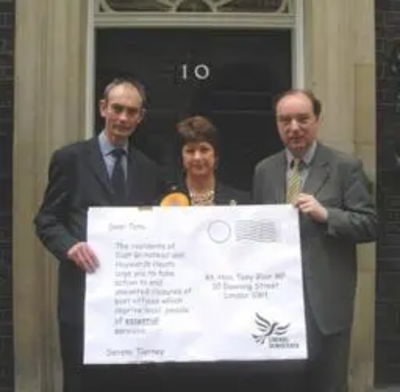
[285,140,317,168]
[98,130,129,157]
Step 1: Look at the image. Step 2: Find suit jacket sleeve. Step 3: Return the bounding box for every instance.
[34,148,79,262]
[325,158,377,243]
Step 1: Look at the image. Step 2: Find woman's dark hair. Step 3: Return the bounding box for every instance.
[176,115,219,153]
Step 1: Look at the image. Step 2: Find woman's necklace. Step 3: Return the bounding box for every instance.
[189,189,215,206]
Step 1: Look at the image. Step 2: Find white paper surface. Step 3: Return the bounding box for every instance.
[84,204,307,364]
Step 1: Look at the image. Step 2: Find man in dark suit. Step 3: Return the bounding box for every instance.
[252,88,377,392]
[34,78,165,392]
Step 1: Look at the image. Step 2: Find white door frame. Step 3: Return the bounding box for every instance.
[85,0,304,137]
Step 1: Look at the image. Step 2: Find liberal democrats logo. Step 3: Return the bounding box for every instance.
[252,313,299,349]
[251,312,290,345]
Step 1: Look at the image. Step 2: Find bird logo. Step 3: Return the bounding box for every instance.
[252,312,290,345]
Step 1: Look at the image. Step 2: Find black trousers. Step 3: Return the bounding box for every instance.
[302,327,350,392]
[58,322,84,392]
[272,303,351,392]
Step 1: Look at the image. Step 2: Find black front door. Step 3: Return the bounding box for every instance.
[95,28,292,192]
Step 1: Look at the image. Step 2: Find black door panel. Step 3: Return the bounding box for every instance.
[96,28,291,191]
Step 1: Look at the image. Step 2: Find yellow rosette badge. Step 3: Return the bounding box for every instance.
[160,190,190,207]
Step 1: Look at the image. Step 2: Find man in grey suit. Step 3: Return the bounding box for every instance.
[252,89,377,392]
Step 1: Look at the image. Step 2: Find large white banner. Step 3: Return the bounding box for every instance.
[84,205,307,364]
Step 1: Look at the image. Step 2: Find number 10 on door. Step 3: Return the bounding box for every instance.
[180,64,210,81]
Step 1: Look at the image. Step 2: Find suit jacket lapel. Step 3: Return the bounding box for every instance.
[274,152,287,203]
[85,137,114,196]
[302,144,331,196]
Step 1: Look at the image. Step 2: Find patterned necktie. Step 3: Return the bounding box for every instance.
[111,148,126,205]
[286,158,301,203]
